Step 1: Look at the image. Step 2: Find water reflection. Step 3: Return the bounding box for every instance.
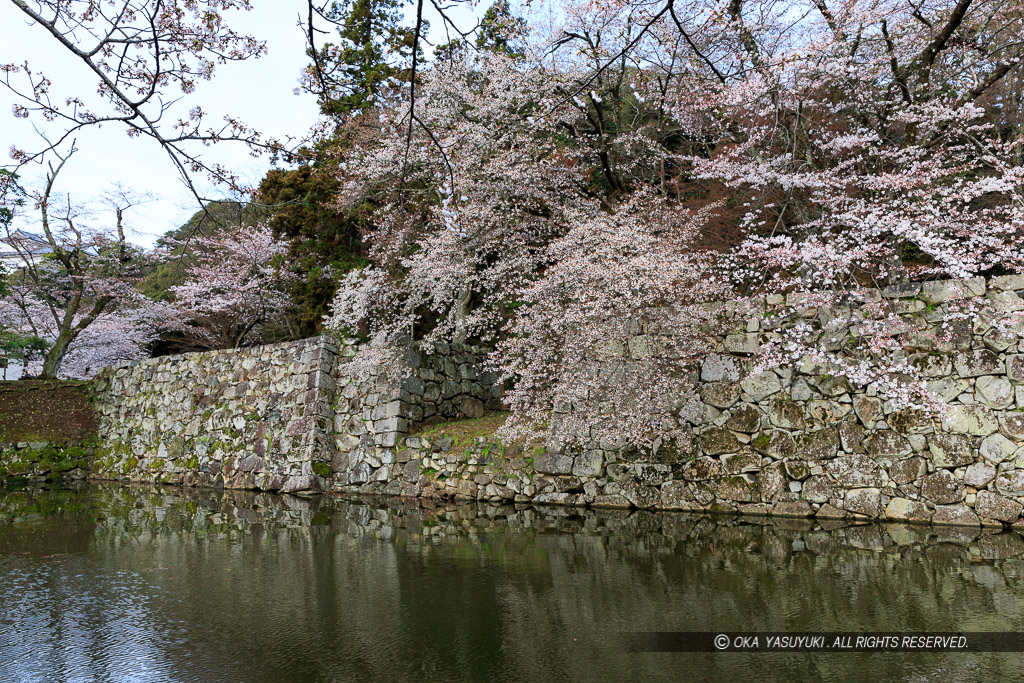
[1,484,1023,681]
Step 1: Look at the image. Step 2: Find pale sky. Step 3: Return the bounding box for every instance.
[0,1,481,247]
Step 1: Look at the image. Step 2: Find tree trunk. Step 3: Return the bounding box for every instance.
[39,329,74,379]
[453,286,472,343]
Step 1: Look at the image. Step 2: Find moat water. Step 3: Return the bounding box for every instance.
[2,484,1024,681]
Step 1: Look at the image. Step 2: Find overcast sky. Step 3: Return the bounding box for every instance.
[0,1,479,247]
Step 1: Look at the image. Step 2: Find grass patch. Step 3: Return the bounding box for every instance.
[412,412,510,445]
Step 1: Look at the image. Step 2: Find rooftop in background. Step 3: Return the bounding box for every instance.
[0,230,52,269]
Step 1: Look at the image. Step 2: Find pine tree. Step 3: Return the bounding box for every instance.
[308,0,420,117]
[475,0,526,58]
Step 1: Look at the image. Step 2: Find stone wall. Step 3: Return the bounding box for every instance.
[0,440,96,482]
[17,275,1024,528]
[85,335,501,494]
[333,276,1024,528]
[330,341,501,488]
[91,336,339,492]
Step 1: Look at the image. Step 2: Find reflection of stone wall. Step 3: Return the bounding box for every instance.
[10,484,1024,681]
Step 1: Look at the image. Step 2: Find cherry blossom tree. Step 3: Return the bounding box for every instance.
[0,295,161,378]
[327,0,1024,448]
[0,150,164,378]
[3,0,285,198]
[7,0,1024,446]
[324,53,597,368]
[632,0,1024,406]
[163,222,296,351]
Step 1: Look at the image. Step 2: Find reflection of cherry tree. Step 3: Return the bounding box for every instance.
[165,224,295,351]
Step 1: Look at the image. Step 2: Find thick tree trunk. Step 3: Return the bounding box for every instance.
[39,329,74,379]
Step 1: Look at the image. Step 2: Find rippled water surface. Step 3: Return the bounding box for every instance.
[2,485,1024,681]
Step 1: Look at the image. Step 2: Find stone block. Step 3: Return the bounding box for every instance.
[784,460,811,480]
[592,494,632,509]
[975,491,1023,523]
[853,396,882,424]
[724,333,764,355]
[995,470,1024,497]
[844,488,882,517]
[722,451,761,474]
[999,413,1024,441]
[815,503,849,519]
[990,274,1024,290]
[865,430,912,460]
[725,405,762,433]
[909,353,951,378]
[920,277,985,303]
[987,290,1024,311]
[457,396,486,419]
[281,474,318,493]
[740,372,782,402]
[963,462,997,488]
[682,456,721,481]
[885,497,932,523]
[797,427,840,460]
[773,500,813,517]
[374,417,409,434]
[980,433,1017,465]
[931,503,981,527]
[700,354,741,382]
[534,452,573,475]
[717,474,757,502]
[802,475,833,503]
[983,327,1016,353]
[954,350,1002,377]
[769,399,805,430]
[700,427,742,456]
[1007,355,1024,383]
[660,481,694,509]
[700,382,741,408]
[374,431,399,448]
[572,451,604,478]
[941,405,998,436]
[976,376,1014,409]
[921,471,965,505]
[619,480,661,508]
[927,434,975,468]
[757,461,788,502]
[838,419,864,452]
[806,400,846,424]
[791,378,812,401]
[825,455,883,488]
[889,456,926,485]
[882,282,921,298]
[679,397,721,425]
